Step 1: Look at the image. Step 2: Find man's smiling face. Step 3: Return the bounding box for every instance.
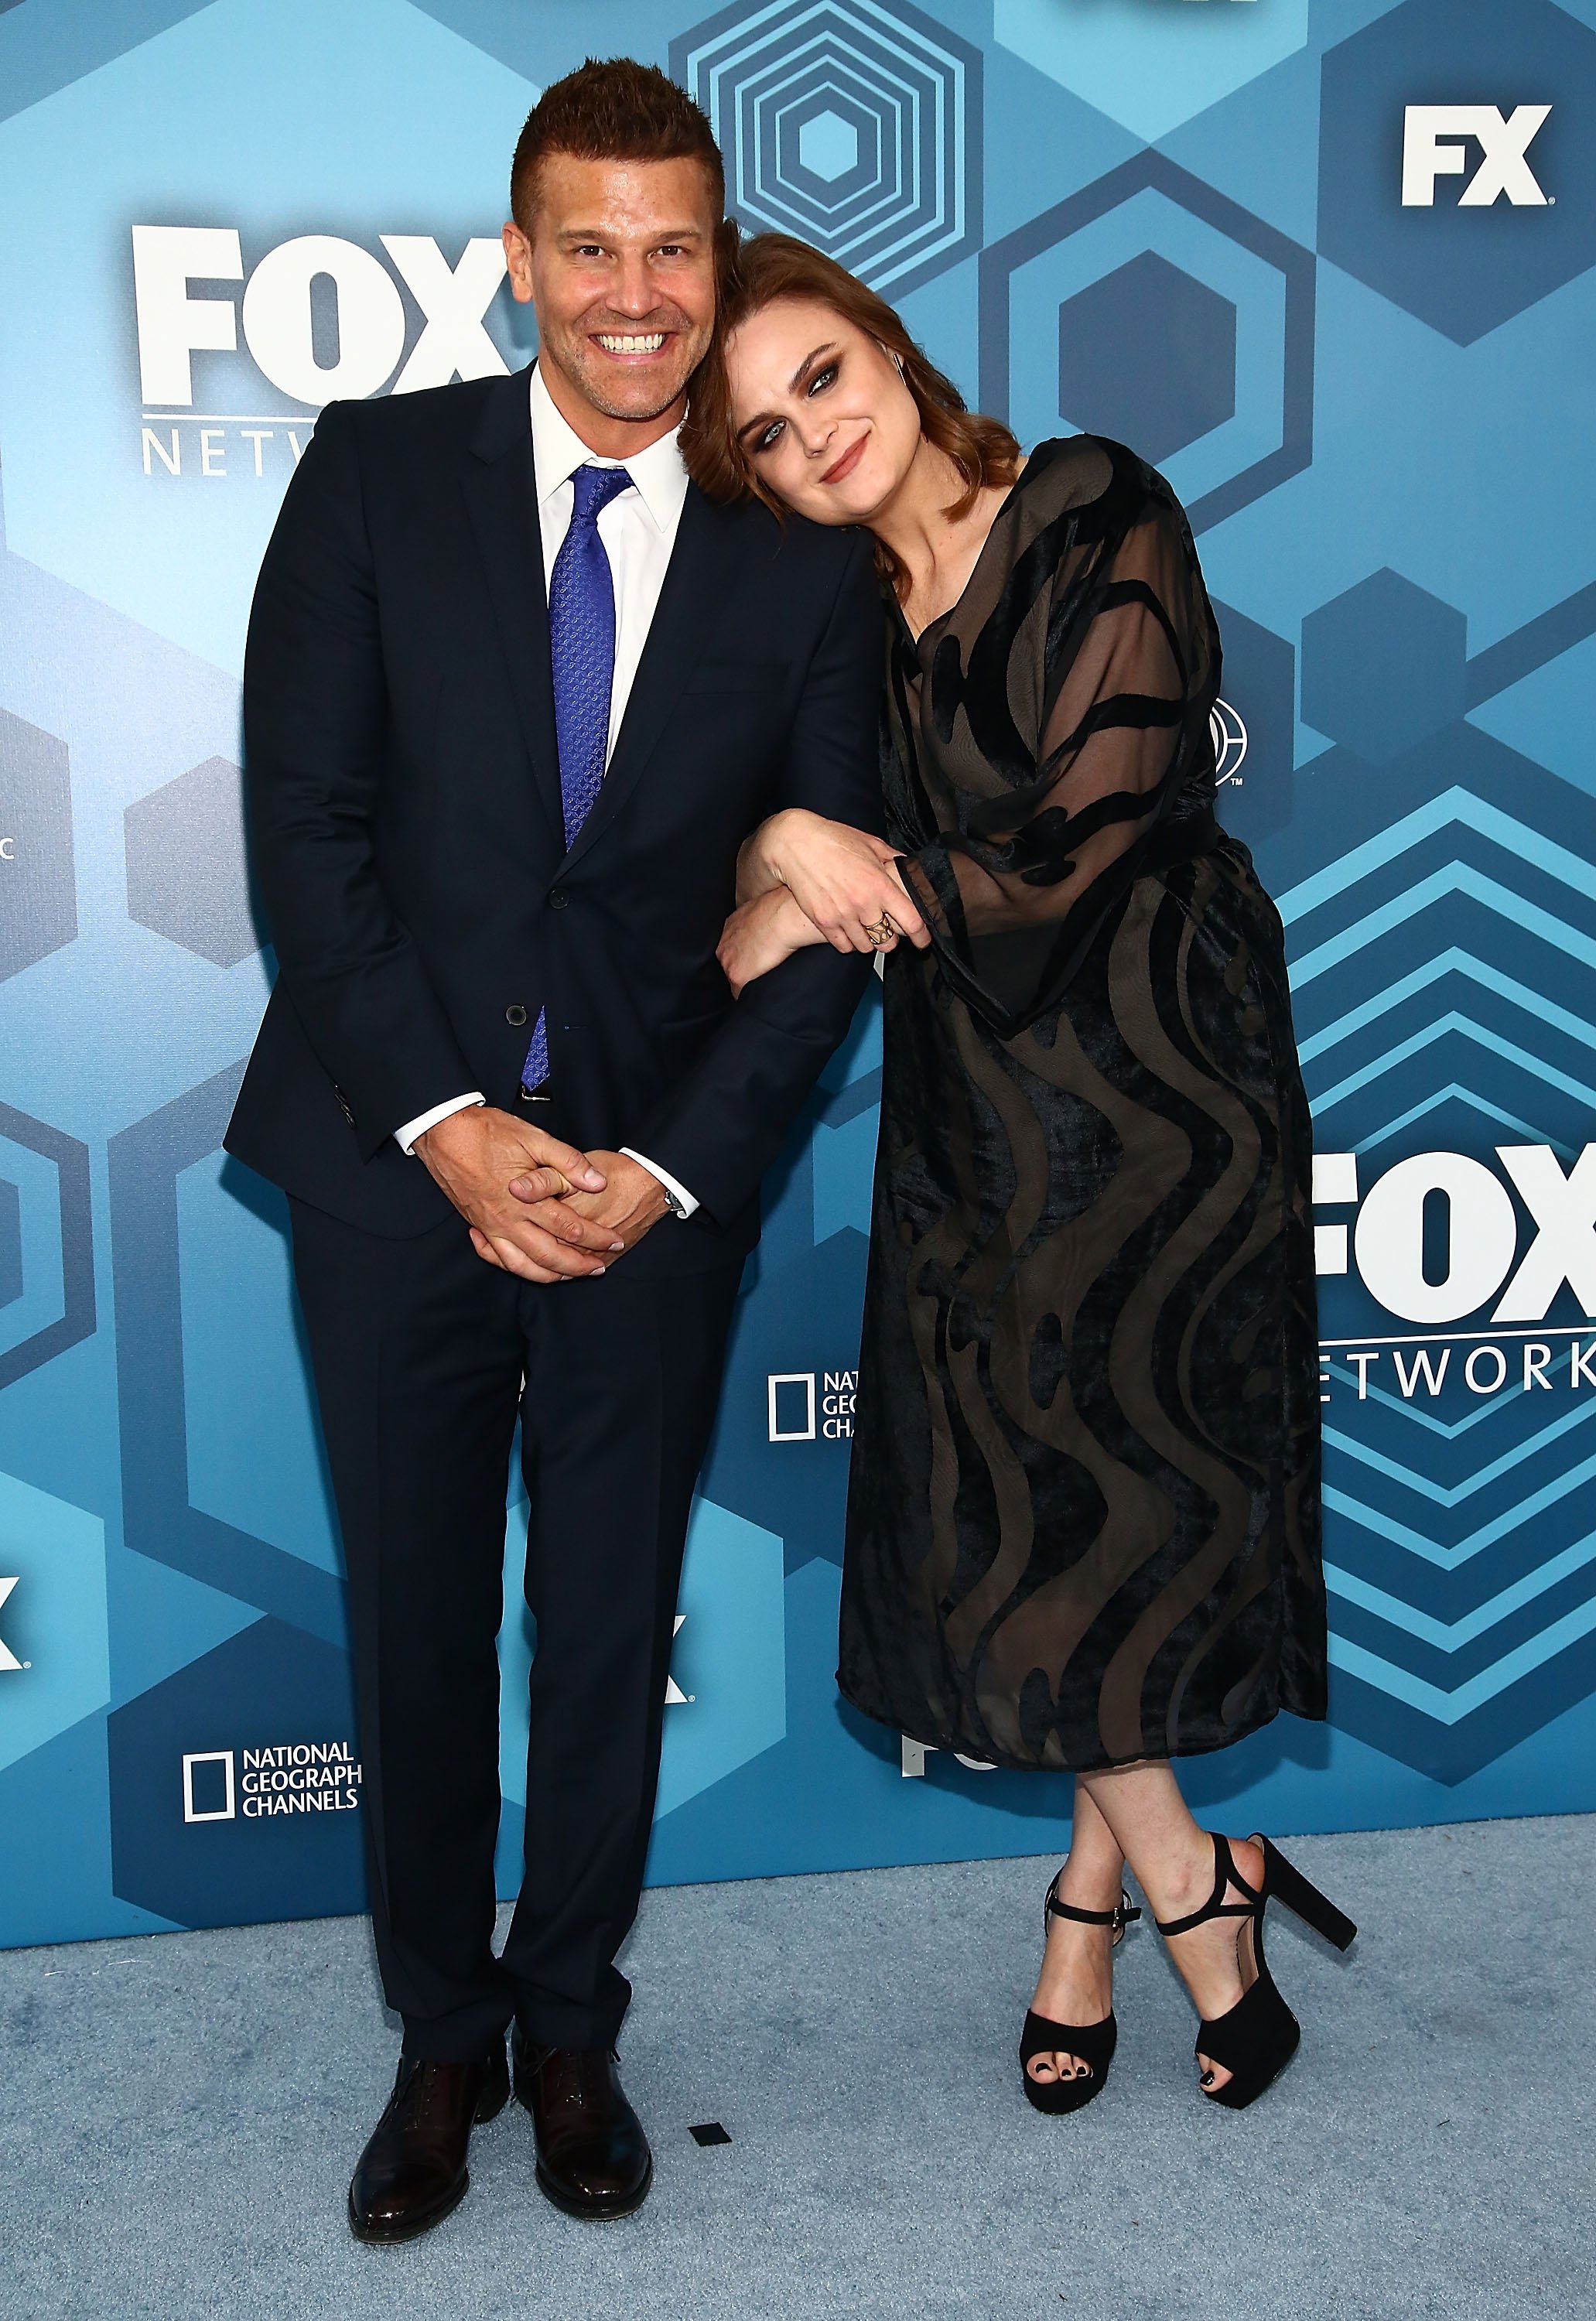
[503,152,719,453]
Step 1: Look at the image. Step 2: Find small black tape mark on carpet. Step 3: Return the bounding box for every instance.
[689,2121,731,2146]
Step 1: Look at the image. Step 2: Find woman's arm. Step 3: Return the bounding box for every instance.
[717,886,832,997]
[733,821,788,906]
[893,488,1217,1034]
[736,808,931,952]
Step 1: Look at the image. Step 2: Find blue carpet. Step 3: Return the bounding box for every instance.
[1,1817,1591,2320]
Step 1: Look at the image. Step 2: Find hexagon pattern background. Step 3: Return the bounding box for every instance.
[125,756,261,969]
[0,707,76,981]
[2,0,1596,1948]
[672,0,983,295]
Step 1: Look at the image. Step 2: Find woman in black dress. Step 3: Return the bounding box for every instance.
[684,234,1353,2113]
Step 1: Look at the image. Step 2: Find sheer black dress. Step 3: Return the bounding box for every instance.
[838,436,1328,1771]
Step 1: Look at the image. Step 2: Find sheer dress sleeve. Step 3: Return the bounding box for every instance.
[889,451,1221,1035]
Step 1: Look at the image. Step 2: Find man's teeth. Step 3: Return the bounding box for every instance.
[596,332,667,354]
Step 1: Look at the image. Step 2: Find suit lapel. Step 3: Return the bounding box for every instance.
[460,370,565,843]
[560,484,754,877]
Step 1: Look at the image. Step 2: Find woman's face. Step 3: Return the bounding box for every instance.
[723,298,921,526]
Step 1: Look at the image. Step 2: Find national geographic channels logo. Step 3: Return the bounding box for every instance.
[131,225,511,481]
[767,1370,857,1441]
[181,1738,362,1824]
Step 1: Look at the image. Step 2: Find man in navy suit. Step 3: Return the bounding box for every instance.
[226,59,879,2239]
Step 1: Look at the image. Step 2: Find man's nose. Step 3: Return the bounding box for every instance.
[609,257,659,317]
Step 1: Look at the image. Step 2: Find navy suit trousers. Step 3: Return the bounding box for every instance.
[289,1195,741,2058]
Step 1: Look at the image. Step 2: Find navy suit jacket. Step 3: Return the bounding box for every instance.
[224,367,882,1272]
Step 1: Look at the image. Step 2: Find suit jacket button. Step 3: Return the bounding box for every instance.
[549,887,568,911]
[505,1003,527,1026]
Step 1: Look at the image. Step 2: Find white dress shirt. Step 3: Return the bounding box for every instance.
[395,362,699,1217]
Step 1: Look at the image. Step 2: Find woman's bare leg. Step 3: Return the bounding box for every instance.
[1025,1777,1126,2087]
[1076,1760,1264,2094]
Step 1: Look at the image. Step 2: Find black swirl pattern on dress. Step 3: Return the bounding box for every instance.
[838,437,1328,1771]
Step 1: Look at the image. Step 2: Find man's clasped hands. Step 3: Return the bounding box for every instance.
[410,808,937,1284]
[414,1106,668,1282]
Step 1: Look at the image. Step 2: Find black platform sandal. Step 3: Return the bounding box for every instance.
[1155,1833,1357,2111]
[1020,1879,1141,2115]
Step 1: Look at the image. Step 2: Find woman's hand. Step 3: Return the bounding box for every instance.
[717,887,829,996]
[747,808,931,954]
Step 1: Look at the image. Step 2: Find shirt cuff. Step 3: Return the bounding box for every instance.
[395,1092,486,1157]
[620,1147,700,1219]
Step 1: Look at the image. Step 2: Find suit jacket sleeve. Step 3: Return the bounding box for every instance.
[632,528,884,1225]
[243,402,476,1161]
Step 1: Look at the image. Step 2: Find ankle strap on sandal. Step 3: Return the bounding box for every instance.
[1153,1833,1263,1939]
[1045,1882,1141,1935]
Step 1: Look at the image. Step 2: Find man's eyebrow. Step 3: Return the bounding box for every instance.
[555,224,708,244]
[736,344,840,446]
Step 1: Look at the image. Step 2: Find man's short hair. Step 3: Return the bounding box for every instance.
[510,58,725,231]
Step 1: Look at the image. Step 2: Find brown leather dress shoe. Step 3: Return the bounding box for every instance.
[347,2041,509,2243]
[512,2027,653,2220]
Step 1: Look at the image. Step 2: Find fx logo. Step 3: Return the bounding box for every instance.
[665,1614,691,1707]
[1401,105,1551,208]
[0,1576,20,1672]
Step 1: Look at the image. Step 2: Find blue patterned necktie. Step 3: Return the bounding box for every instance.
[521,461,633,1095]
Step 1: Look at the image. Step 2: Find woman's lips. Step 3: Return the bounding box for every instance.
[820,435,867,486]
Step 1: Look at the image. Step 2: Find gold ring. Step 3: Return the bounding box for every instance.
[863,913,899,949]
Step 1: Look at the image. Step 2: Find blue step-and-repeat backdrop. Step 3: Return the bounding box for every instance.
[2,0,1594,1947]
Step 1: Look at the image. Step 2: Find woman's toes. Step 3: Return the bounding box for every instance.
[1029,2050,1090,2084]
[1196,2049,1232,2093]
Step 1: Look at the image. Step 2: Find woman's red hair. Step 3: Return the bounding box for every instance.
[681,228,1020,594]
